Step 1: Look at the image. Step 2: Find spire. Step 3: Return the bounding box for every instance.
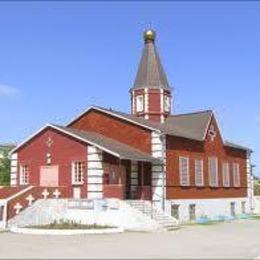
[131,29,171,91]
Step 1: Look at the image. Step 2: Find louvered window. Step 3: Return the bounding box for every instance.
[222,162,230,187]
[233,163,240,187]
[195,159,204,186]
[179,157,189,186]
[208,157,218,187]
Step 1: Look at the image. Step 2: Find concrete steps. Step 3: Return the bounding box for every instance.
[126,200,178,231]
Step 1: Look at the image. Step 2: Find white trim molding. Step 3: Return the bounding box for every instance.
[10,153,18,187]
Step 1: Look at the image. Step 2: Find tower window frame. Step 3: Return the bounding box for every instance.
[136,95,144,112]
[164,95,170,112]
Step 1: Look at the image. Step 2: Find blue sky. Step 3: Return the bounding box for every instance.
[0,2,259,175]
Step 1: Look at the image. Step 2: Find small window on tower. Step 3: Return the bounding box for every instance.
[136,95,144,112]
[164,96,170,112]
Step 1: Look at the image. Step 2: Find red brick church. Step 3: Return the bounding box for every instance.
[8,29,253,222]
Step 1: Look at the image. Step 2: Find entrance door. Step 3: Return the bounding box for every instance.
[73,187,81,199]
[171,204,180,220]
[189,204,196,221]
[230,202,236,217]
[40,166,59,187]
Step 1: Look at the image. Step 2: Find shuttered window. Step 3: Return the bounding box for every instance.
[179,156,189,186]
[233,163,240,187]
[195,159,204,186]
[222,162,230,187]
[208,157,218,187]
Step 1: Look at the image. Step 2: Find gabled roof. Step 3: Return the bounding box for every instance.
[162,110,213,141]
[224,141,252,152]
[67,105,162,132]
[131,30,171,91]
[11,124,160,163]
[68,106,214,141]
[53,125,160,162]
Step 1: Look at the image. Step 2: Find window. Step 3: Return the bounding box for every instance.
[179,157,189,186]
[233,163,240,187]
[241,201,246,214]
[230,202,236,217]
[195,159,204,186]
[72,161,84,185]
[222,162,230,187]
[208,157,218,187]
[189,204,196,221]
[104,171,119,185]
[171,204,179,220]
[0,206,4,221]
[164,95,170,112]
[20,165,29,185]
[136,95,144,112]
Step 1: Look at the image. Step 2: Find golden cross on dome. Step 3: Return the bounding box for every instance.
[46,137,54,148]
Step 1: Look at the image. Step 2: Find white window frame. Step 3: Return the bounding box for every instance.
[195,159,204,186]
[179,156,190,186]
[222,162,230,187]
[71,161,84,185]
[136,95,144,112]
[233,163,240,187]
[164,95,170,112]
[20,165,29,185]
[208,157,218,187]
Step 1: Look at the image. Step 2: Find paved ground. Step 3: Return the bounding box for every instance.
[1,219,260,258]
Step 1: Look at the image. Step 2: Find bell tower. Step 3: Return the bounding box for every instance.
[130,29,172,123]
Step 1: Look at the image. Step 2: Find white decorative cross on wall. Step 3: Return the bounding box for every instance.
[53,189,61,199]
[46,137,54,148]
[208,124,217,142]
[26,194,35,206]
[14,203,23,215]
[42,189,50,199]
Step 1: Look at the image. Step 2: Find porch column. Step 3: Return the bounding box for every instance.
[130,160,138,198]
[151,131,166,210]
[87,145,104,199]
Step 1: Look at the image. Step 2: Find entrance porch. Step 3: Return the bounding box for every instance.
[102,156,152,201]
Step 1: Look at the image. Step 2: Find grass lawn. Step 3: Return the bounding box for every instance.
[25,220,115,230]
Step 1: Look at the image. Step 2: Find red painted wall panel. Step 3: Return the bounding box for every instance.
[166,116,248,199]
[17,128,88,198]
[69,110,152,153]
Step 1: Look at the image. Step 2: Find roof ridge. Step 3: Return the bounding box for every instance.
[167,109,213,118]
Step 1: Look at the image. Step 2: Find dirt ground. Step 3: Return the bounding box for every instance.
[1,219,260,258]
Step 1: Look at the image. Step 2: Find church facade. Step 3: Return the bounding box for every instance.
[9,30,253,222]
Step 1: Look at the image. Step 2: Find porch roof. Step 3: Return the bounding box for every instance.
[51,125,161,163]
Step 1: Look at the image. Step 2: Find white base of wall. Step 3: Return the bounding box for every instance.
[165,197,250,222]
[8,199,160,232]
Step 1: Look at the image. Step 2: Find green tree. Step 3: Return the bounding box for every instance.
[254,179,260,196]
[0,149,10,186]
